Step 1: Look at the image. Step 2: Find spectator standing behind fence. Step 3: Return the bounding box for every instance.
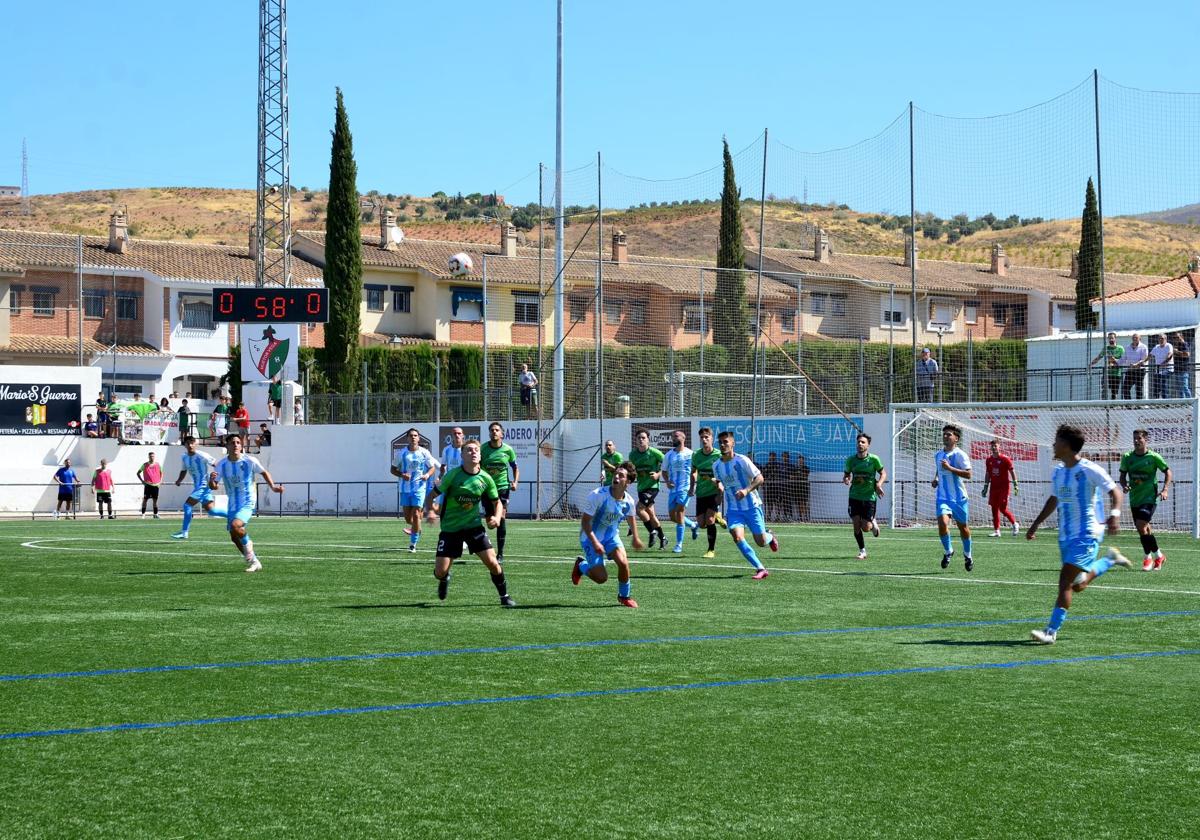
[53,458,77,519]
[916,348,939,403]
[1171,332,1191,398]
[268,376,283,423]
[138,452,162,519]
[1149,334,1174,399]
[294,397,304,425]
[518,364,538,419]
[1089,332,1124,400]
[177,399,191,440]
[231,402,251,445]
[92,459,115,519]
[1121,333,1149,400]
[211,395,229,439]
[792,452,812,522]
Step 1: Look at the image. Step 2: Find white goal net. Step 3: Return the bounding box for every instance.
[890,400,1199,535]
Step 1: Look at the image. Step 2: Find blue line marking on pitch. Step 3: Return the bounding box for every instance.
[3,609,1197,684]
[3,648,1198,741]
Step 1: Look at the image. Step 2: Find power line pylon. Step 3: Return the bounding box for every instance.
[256,0,291,287]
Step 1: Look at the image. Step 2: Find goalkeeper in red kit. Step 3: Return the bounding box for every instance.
[982,439,1019,537]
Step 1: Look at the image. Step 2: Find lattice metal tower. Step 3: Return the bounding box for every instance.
[20,138,30,216]
[256,0,291,287]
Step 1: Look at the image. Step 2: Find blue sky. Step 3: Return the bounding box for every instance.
[4,1,1199,217]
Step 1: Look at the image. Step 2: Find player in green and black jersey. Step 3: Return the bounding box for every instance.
[432,438,515,607]
[690,426,724,558]
[627,430,666,549]
[600,439,624,486]
[1119,429,1172,571]
[481,421,520,562]
[843,432,886,560]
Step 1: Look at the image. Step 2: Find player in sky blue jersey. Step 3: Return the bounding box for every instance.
[572,462,645,607]
[1025,424,1132,644]
[391,428,438,552]
[663,429,700,553]
[170,436,227,539]
[932,424,974,571]
[209,434,284,572]
[713,430,779,579]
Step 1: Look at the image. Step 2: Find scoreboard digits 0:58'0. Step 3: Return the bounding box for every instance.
[211,287,329,323]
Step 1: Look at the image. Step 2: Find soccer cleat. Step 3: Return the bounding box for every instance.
[1030,629,1057,645]
[1012,522,1021,537]
[108,515,116,520]
[500,595,517,608]
[941,551,952,569]
[497,553,504,564]
[245,557,262,573]
[52,512,59,520]
[768,532,779,552]
[437,575,450,601]
[691,523,699,540]
[658,533,667,550]
[140,513,146,519]
[702,550,715,559]
[964,555,974,572]
[1106,547,1132,570]
[672,544,683,554]
[871,522,880,538]
[617,596,639,608]
[571,556,584,586]
[153,513,161,519]
[170,531,189,540]
[1142,556,1154,571]
[988,530,1001,538]
[857,549,867,560]
[1153,551,1165,571]
[751,568,770,580]
[409,544,418,553]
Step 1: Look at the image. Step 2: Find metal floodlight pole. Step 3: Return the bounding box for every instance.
[909,102,918,403]
[750,129,768,451]
[1093,69,1108,344]
[76,235,84,366]
[536,163,545,519]
[482,254,489,415]
[256,0,291,288]
[596,151,605,435]
[553,0,565,429]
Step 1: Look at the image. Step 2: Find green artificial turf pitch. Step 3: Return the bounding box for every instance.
[1,517,1198,838]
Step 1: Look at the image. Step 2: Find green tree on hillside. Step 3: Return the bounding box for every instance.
[1076,178,1101,331]
[714,138,750,371]
[324,88,364,379]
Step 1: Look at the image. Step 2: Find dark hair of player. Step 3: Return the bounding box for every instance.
[616,462,638,481]
[489,422,503,432]
[225,433,240,445]
[857,433,871,444]
[698,426,712,437]
[942,424,962,439]
[182,436,196,445]
[635,429,649,438]
[1056,424,1085,454]
[1133,429,1149,439]
[717,430,734,442]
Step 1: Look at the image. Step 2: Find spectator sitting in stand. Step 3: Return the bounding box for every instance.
[83,414,100,438]
[293,397,304,425]
[257,423,272,449]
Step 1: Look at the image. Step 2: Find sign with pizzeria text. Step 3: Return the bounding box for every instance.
[0,383,83,435]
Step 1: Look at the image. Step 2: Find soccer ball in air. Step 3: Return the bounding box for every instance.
[448,252,474,276]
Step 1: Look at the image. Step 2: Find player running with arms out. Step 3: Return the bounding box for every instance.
[171,436,227,539]
[932,424,975,571]
[1026,424,1132,644]
[690,427,725,558]
[430,438,516,608]
[843,433,885,560]
[628,430,667,549]
[573,462,646,608]
[210,434,284,573]
[663,430,700,553]
[600,439,623,487]
[982,439,1020,537]
[714,431,778,579]
[1119,429,1172,571]
[481,422,519,563]
[392,428,437,553]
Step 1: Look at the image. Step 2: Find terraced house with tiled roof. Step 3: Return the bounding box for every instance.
[0,214,324,398]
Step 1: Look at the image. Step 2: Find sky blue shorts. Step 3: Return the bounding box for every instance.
[401,489,426,509]
[669,489,690,508]
[188,485,214,505]
[937,500,969,524]
[1060,536,1103,571]
[727,506,766,536]
[226,505,255,530]
[579,532,623,565]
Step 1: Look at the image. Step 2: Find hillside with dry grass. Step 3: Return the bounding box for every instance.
[4,187,1200,277]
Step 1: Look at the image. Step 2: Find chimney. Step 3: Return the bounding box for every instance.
[108,212,130,254]
[500,221,518,258]
[379,209,403,250]
[248,225,257,255]
[814,227,832,264]
[903,235,918,268]
[1188,254,1200,273]
[1070,250,1080,279]
[990,243,1008,276]
[611,230,628,264]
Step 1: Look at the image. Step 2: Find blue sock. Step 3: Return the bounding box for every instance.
[239,534,250,547]
[577,556,591,575]
[962,536,973,557]
[675,524,684,545]
[181,505,193,532]
[1048,606,1068,632]
[206,503,226,518]
[410,532,419,545]
[684,516,697,530]
[737,539,763,570]
[940,533,952,554]
[1093,554,1115,578]
[618,580,632,599]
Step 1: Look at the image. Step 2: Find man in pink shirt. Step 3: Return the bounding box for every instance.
[92,458,115,519]
[138,451,163,519]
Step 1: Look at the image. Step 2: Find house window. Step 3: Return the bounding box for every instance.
[9,287,21,315]
[830,294,847,316]
[181,296,214,330]
[627,301,646,325]
[570,296,588,323]
[1011,304,1027,327]
[683,302,706,334]
[391,287,412,313]
[365,286,384,312]
[811,293,826,315]
[779,309,796,334]
[929,299,954,328]
[83,290,105,318]
[992,303,1009,326]
[1053,304,1075,330]
[964,300,979,325]
[811,292,846,316]
[33,289,55,316]
[605,299,623,325]
[513,293,540,325]
[116,294,139,320]
[881,297,908,327]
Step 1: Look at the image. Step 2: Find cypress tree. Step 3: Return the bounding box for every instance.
[1076,177,1101,331]
[324,88,364,381]
[714,138,750,371]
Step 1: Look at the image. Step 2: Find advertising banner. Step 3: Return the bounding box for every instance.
[241,324,300,383]
[0,383,82,436]
[702,416,864,472]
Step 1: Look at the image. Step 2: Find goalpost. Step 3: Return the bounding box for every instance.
[890,399,1200,537]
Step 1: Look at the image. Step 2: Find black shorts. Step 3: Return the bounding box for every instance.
[520,386,534,406]
[436,526,493,559]
[1131,503,1156,523]
[58,490,75,502]
[496,488,510,505]
[695,494,720,516]
[638,488,659,508]
[96,492,111,503]
[848,498,877,521]
[143,485,160,500]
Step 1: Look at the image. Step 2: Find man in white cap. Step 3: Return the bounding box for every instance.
[916,347,940,403]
